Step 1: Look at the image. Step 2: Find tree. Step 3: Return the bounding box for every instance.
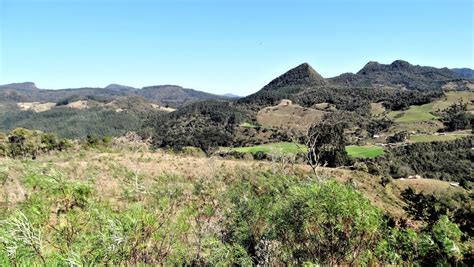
[443,101,473,131]
[387,131,408,143]
[306,122,349,168]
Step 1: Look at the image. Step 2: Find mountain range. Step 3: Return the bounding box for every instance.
[1,60,472,106]
[0,82,231,107]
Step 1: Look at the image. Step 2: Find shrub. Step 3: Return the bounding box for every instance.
[271,181,383,265]
[0,128,71,158]
[354,162,369,172]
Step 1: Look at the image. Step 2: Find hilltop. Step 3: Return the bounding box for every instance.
[261,62,327,91]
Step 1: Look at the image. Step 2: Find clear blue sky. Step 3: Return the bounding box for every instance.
[0,0,472,95]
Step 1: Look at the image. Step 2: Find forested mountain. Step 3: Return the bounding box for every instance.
[137,85,228,106]
[0,82,38,90]
[451,68,474,80]
[2,59,473,144]
[261,62,327,91]
[240,60,455,110]
[330,60,464,91]
[0,83,228,107]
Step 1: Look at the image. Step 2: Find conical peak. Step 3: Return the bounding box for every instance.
[262,62,327,90]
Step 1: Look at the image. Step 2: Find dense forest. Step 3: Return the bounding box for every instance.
[0,107,144,139]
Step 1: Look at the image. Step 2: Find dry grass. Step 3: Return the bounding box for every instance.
[370,102,386,116]
[391,178,465,196]
[66,100,90,109]
[386,120,444,135]
[150,103,176,112]
[432,91,474,113]
[0,149,410,218]
[16,102,56,112]
[257,99,325,131]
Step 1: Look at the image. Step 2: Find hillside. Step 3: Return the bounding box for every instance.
[451,68,474,80]
[256,99,325,131]
[3,60,472,145]
[0,140,471,265]
[0,83,228,108]
[0,82,38,90]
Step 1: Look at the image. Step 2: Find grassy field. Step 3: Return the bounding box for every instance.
[227,143,385,159]
[240,122,260,129]
[388,103,440,123]
[345,145,384,159]
[432,91,474,112]
[387,91,474,125]
[228,142,307,155]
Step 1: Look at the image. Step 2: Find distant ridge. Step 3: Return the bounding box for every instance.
[0,82,38,90]
[222,93,241,98]
[356,60,454,76]
[330,60,461,91]
[262,63,327,91]
[0,82,226,107]
[105,84,138,91]
[450,68,474,80]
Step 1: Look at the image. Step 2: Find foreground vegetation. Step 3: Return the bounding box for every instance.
[0,148,472,265]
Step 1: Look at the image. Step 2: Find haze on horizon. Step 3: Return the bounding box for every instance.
[0,0,472,95]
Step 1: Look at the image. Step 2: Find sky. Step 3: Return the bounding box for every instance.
[0,0,473,96]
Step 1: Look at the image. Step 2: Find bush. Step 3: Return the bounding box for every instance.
[221,173,385,265]
[180,146,206,157]
[271,181,383,265]
[0,163,471,265]
[0,128,72,158]
[354,162,369,172]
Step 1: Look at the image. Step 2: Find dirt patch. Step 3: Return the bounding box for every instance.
[312,102,337,111]
[391,178,465,195]
[17,102,56,112]
[370,102,386,116]
[257,99,325,131]
[66,100,90,109]
[150,103,176,112]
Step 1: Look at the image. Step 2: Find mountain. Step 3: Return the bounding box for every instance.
[222,93,241,98]
[137,85,228,107]
[356,60,455,78]
[104,84,138,92]
[0,82,38,90]
[240,60,472,113]
[450,68,474,80]
[0,83,226,108]
[330,60,460,91]
[261,63,327,91]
